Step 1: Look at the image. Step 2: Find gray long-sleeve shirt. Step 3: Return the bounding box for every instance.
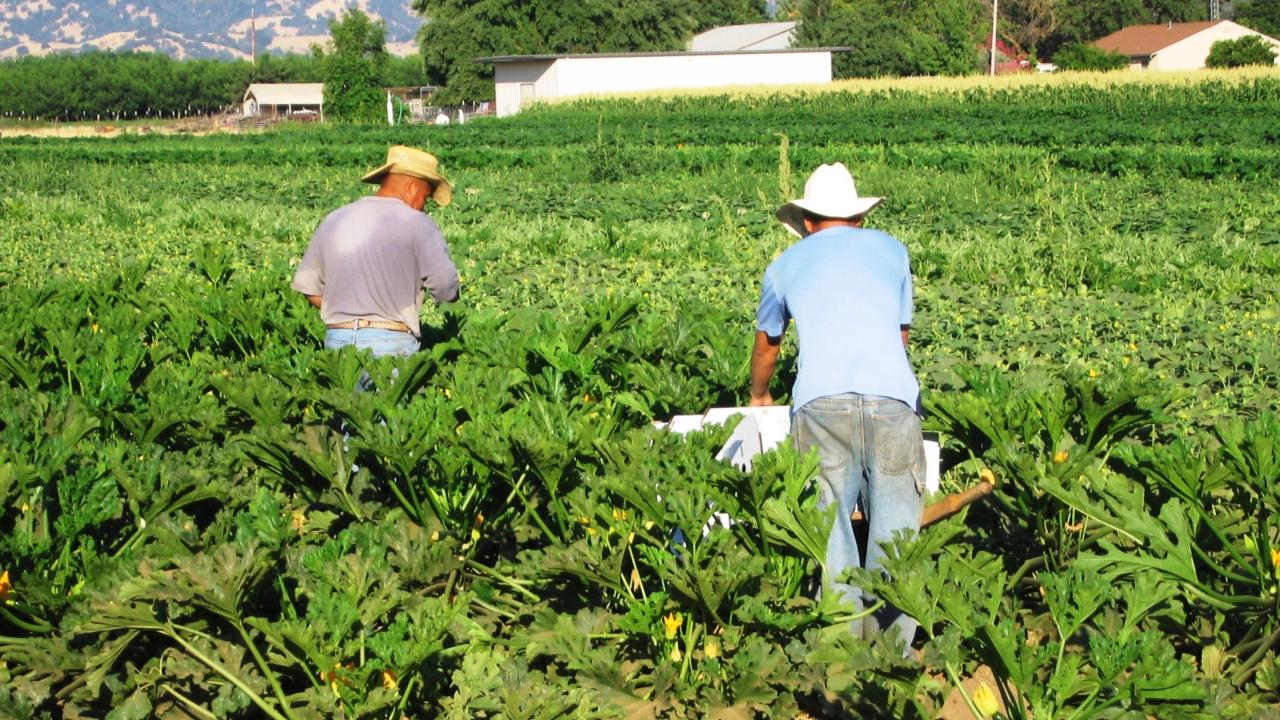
[292,196,459,337]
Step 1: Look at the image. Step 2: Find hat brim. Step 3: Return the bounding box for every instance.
[362,164,453,208]
[776,196,883,238]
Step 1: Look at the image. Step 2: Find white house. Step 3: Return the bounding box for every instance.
[1094,20,1280,70]
[478,48,837,117]
[242,83,325,119]
[689,21,797,52]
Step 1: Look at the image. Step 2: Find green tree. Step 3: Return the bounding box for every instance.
[252,52,324,83]
[911,0,986,75]
[384,53,430,87]
[317,8,388,122]
[687,0,771,32]
[792,0,914,77]
[1038,0,1205,59]
[1051,42,1129,70]
[793,0,983,78]
[1002,0,1063,60]
[0,52,256,120]
[1235,0,1280,37]
[1205,34,1279,67]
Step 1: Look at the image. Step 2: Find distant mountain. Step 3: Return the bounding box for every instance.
[0,0,424,60]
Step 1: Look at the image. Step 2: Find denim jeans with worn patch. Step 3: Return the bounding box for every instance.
[324,328,418,393]
[793,393,925,651]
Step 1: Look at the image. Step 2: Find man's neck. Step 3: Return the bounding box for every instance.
[812,218,862,232]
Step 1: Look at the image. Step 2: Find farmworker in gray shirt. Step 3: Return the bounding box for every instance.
[292,145,460,357]
[748,162,925,651]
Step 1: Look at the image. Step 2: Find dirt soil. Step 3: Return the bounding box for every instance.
[937,664,1008,720]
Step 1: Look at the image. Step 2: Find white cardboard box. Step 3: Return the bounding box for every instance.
[659,406,940,494]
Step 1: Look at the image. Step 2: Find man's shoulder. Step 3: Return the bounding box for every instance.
[828,227,908,258]
[318,197,374,224]
[868,227,905,244]
[769,228,906,271]
[329,198,440,229]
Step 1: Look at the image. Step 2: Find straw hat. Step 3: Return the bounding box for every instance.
[776,162,882,237]
[362,145,453,207]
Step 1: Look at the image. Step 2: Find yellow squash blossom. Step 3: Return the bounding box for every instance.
[972,682,1000,717]
[979,468,997,486]
[0,570,11,601]
[381,670,397,690]
[662,612,682,640]
[704,639,721,659]
[1053,450,1068,464]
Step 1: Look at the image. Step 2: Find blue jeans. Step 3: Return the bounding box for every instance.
[324,328,420,358]
[792,393,925,650]
[324,328,419,393]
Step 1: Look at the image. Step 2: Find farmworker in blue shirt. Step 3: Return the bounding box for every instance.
[292,145,460,357]
[748,162,925,650]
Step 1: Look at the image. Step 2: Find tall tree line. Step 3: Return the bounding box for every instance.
[0,50,430,122]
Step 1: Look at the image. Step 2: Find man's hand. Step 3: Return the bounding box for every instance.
[306,294,323,309]
[749,331,782,407]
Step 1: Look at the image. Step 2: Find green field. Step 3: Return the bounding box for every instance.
[2,76,1279,718]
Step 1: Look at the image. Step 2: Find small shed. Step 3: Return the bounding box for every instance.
[478,48,839,118]
[1094,20,1280,70]
[242,83,325,120]
[690,21,797,52]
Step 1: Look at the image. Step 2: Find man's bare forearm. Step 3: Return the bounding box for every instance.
[749,331,782,405]
[306,294,323,309]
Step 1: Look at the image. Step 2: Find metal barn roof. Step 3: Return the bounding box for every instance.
[690,21,797,52]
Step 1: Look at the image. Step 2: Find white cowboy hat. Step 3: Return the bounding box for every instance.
[362,145,453,207]
[776,162,882,237]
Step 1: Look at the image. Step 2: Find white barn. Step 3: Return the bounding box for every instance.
[242,83,325,120]
[478,48,838,118]
[1094,20,1280,70]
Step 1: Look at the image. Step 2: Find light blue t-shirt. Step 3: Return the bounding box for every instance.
[755,226,919,412]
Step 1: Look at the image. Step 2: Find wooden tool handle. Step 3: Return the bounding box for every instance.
[850,480,995,527]
[920,480,994,526]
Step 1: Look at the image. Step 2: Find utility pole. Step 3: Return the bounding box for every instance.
[251,2,257,67]
[989,0,999,76]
